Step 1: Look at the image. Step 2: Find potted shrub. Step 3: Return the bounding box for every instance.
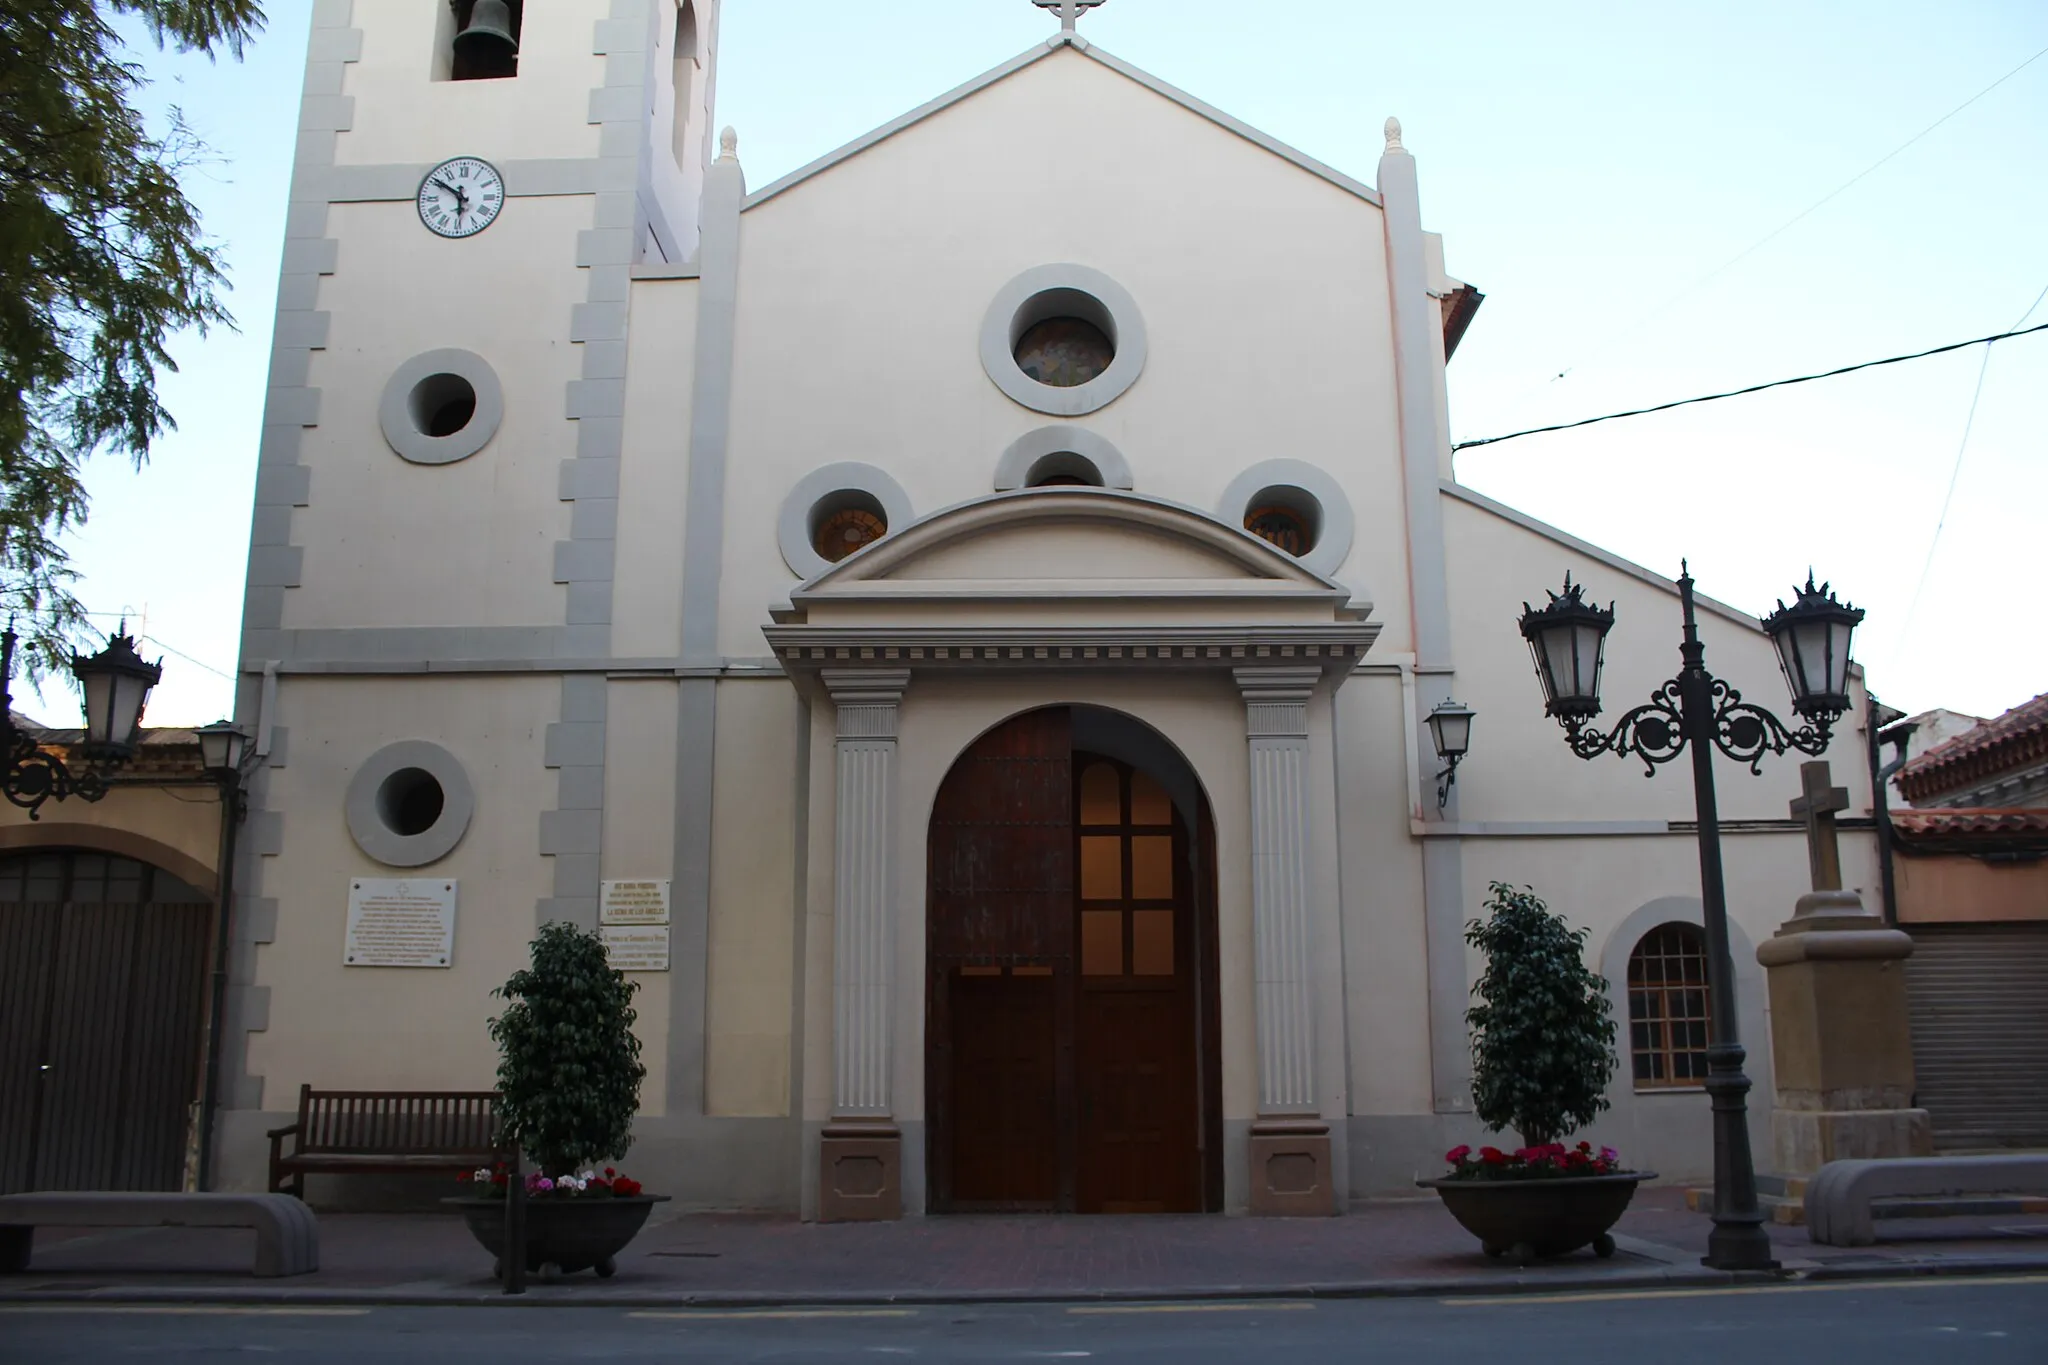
[1418,881,1655,1264]
[446,921,666,1279]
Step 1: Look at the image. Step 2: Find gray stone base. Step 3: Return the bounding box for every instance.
[819,1123,902,1222]
[1248,1120,1335,1215]
[1773,1107,1933,1176]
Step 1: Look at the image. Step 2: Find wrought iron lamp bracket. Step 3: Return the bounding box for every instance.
[1559,680,1688,775]
[1558,676,1834,776]
[2,727,107,820]
[1707,678,1832,773]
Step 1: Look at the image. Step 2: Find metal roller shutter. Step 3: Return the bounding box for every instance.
[1904,923,2048,1149]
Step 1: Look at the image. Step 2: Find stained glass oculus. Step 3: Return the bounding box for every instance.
[1014,317,1114,388]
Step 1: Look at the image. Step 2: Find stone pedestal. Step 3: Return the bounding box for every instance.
[1756,890,1932,1174]
[818,1123,902,1222]
[1248,1119,1336,1216]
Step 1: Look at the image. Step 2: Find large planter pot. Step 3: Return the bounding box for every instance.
[444,1195,669,1279]
[1416,1171,1657,1264]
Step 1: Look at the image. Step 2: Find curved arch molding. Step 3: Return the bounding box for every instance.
[979,264,1148,417]
[1216,458,1356,579]
[378,348,505,466]
[344,739,476,867]
[777,462,916,580]
[0,822,218,896]
[993,426,1135,491]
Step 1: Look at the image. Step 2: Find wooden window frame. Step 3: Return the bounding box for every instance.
[1627,922,1712,1092]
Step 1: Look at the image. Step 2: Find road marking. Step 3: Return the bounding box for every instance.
[631,1308,918,1320]
[1450,1273,2048,1306]
[0,1306,371,1317]
[1067,1301,1314,1315]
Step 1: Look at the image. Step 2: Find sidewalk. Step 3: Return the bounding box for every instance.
[4,1188,2044,1307]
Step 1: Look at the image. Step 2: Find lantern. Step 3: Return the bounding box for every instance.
[1517,575,1615,722]
[1761,573,1864,722]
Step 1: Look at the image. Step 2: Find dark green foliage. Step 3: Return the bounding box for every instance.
[489,921,646,1177]
[0,1,264,671]
[1465,881,1617,1148]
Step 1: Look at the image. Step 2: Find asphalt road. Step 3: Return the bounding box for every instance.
[2,1277,2043,1363]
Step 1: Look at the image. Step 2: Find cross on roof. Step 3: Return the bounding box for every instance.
[1034,0,1106,32]
[1789,759,1852,892]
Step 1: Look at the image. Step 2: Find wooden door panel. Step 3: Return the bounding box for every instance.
[1078,991,1196,1212]
[949,974,1057,1205]
[927,709,1074,1211]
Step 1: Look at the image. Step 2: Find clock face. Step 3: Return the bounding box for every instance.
[416,157,504,238]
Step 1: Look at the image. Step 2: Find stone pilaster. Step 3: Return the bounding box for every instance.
[1236,667,1334,1214]
[818,669,907,1220]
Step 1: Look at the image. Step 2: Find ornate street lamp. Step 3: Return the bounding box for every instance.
[192,718,256,1193]
[1,624,162,819]
[1424,699,1476,809]
[1516,563,1862,1273]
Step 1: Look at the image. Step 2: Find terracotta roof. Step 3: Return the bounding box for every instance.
[1895,691,2048,804]
[9,719,208,781]
[1891,808,2048,838]
[1890,807,2048,856]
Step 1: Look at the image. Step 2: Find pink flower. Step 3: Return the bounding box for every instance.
[1600,1147,1620,1164]
[1445,1145,1472,1164]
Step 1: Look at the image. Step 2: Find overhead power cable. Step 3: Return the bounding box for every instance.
[1452,321,2048,452]
[1897,282,2048,645]
[1534,41,2048,388]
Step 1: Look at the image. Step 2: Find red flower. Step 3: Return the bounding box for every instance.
[612,1177,642,1197]
[604,1167,617,1177]
[1445,1145,1472,1164]
[1479,1146,1507,1165]
[1576,1140,1593,1154]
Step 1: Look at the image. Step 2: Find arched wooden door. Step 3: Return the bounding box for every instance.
[926,708,1212,1213]
[0,851,212,1193]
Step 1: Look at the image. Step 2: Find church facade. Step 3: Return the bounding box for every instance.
[215,0,1882,1215]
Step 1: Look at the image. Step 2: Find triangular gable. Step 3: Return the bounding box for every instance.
[743,35,1383,214]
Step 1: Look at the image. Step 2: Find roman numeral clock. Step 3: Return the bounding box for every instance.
[415,156,504,238]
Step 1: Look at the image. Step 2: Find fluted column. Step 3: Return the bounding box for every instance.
[824,669,907,1118]
[1236,667,1321,1114]
[817,669,908,1221]
[1237,667,1333,1214]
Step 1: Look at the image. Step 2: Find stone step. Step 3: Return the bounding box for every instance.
[1685,1184,2048,1226]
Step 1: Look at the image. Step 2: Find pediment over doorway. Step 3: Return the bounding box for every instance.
[765,490,1381,684]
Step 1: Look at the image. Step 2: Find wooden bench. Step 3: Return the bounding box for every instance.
[267,1084,502,1199]
[1804,1154,2048,1246]
[0,1192,318,1277]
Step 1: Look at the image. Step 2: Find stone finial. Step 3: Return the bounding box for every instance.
[1383,117,1405,154]
[718,126,738,160]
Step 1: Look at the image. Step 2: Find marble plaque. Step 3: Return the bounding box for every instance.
[345,878,456,968]
[601,924,670,973]
[600,879,671,925]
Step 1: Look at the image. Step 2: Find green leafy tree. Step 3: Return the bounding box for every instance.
[0,0,264,672]
[1465,881,1618,1148]
[489,922,646,1177]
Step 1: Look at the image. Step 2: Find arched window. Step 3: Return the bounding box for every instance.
[1627,923,1711,1088]
[671,2,699,166]
[0,850,207,904]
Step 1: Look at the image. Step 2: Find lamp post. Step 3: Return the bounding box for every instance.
[1516,565,1863,1272]
[1424,699,1476,810]
[193,719,255,1192]
[0,625,162,819]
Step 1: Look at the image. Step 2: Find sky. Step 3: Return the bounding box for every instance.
[25,0,2048,730]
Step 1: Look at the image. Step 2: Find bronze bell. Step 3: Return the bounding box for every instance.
[454,0,519,60]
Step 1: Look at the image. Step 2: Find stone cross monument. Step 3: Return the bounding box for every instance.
[1790,760,1851,893]
[1757,759,1930,1173]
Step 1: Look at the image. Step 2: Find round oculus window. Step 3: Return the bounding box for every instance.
[1246,504,1313,556]
[376,767,446,837]
[408,373,478,438]
[1013,316,1114,388]
[814,505,887,563]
